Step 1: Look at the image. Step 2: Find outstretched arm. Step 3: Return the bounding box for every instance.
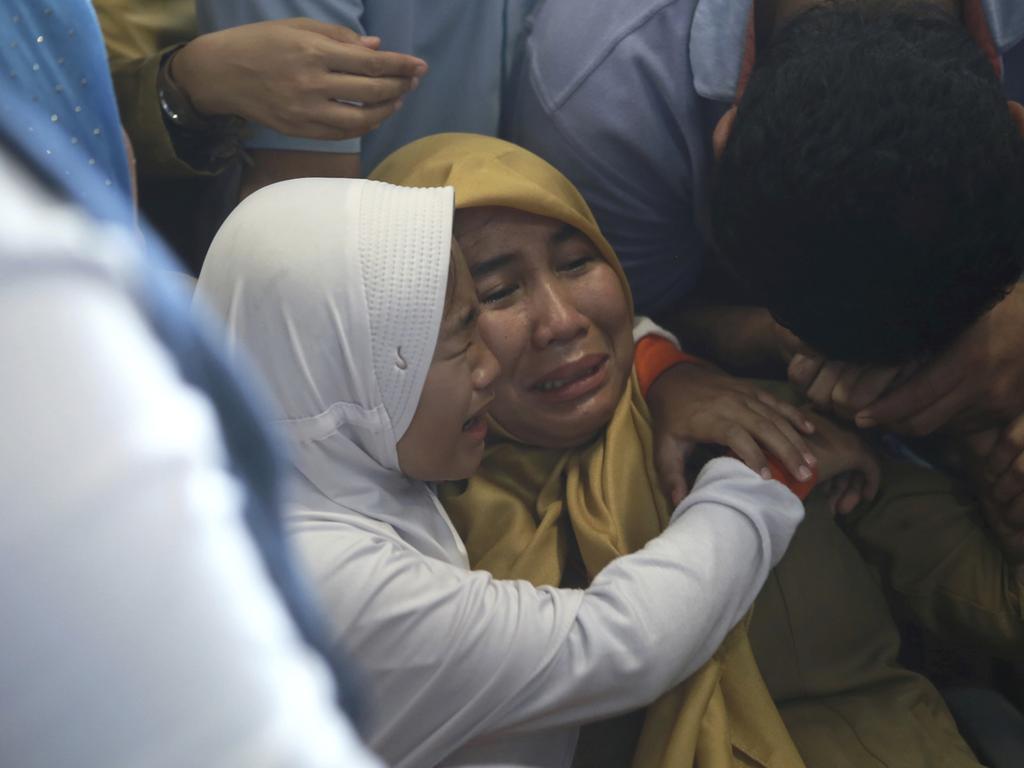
[290,458,803,768]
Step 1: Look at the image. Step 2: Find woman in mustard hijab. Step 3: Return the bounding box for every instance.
[371,133,1023,768]
[371,131,816,767]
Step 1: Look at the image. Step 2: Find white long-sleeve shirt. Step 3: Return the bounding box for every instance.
[0,155,381,768]
[290,457,804,768]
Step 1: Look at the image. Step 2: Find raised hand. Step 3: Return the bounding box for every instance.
[854,284,1024,436]
[172,18,427,141]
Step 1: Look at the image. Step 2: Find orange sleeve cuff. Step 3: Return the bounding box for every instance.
[634,335,705,398]
[763,456,817,500]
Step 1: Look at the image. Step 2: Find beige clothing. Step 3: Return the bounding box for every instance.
[95,0,211,177]
[749,451,1023,768]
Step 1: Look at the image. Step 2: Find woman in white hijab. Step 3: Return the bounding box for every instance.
[195,176,805,768]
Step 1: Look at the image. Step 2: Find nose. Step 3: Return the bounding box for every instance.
[471,335,501,392]
[531,278,588,348]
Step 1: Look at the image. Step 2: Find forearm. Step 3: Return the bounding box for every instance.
[661,304,787,376]
[500,458,803,733]
[110,48,209,178]
[98,0,194,175]
[240,149,361,200]
[291,460,801,762]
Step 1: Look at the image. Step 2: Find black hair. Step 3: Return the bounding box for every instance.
[712,1,1024,363]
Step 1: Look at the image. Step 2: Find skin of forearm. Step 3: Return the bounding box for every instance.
[658,304,787,377]
[239,149,361,200]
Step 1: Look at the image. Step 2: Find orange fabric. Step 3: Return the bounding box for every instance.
[764,455,816,501]
[963,0,1002,78]
[634,335,704,398]
[735,7,757,103]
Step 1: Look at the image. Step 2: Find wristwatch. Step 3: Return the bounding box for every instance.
[157,45,244,169]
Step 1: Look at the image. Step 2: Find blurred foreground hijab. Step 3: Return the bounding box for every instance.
[372,134,803,768]
[196,177,468,567]
[1,1,132,199]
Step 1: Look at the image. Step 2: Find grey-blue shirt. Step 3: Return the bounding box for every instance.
[506,0,1024,315]
[197,0,536,174]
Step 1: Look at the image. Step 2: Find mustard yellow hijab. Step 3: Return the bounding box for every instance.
[371,133,803,768]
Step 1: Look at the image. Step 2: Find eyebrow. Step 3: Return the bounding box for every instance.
[469,251,517,280]
[550,224,580,246]
[467,225,584,279]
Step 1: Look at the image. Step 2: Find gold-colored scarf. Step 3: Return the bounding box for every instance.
[372,133,804,768]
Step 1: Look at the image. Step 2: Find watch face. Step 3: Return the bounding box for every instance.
[159,50,205,128]
[159,89,183,125]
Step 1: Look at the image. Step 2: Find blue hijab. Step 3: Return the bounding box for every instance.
[1,1,132,201]
[0,85,365,727]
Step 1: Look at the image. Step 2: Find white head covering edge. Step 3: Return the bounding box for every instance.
[196,177,468,566]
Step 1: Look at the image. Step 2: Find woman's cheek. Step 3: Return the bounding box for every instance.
[479,309,527,371]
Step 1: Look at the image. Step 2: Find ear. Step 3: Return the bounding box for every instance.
[1009,101,1024,137]
[712,105,738,161]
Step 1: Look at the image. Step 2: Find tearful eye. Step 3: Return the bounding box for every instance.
[480,284,517,304]
[559,255,595,273]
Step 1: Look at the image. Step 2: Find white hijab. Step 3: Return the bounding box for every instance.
[196,177,468,567]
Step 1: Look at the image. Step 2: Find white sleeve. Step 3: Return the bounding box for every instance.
[292,457,802,767]
[0,275,380,768]
[632,315,681,347]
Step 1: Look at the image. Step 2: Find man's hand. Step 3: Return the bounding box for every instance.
[853,284,1024,436]
[646,363,816,505]
[665,305,812,377]
[172,18,427,141]
[787,354,907,422]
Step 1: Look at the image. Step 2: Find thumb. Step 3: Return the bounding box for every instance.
[284,17,364,44]
[788,353,823,393]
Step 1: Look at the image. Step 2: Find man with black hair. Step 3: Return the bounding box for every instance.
[710,1,1024,420]
[702,2,1024,574]
[714,4,1024,366]
[507,0,1024,439]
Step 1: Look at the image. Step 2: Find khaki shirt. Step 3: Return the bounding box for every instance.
[94,0,211,177]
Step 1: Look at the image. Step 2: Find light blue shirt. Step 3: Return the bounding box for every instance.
[507,0,1024,315]
[197,0,536,174]
[0,1,132,201]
